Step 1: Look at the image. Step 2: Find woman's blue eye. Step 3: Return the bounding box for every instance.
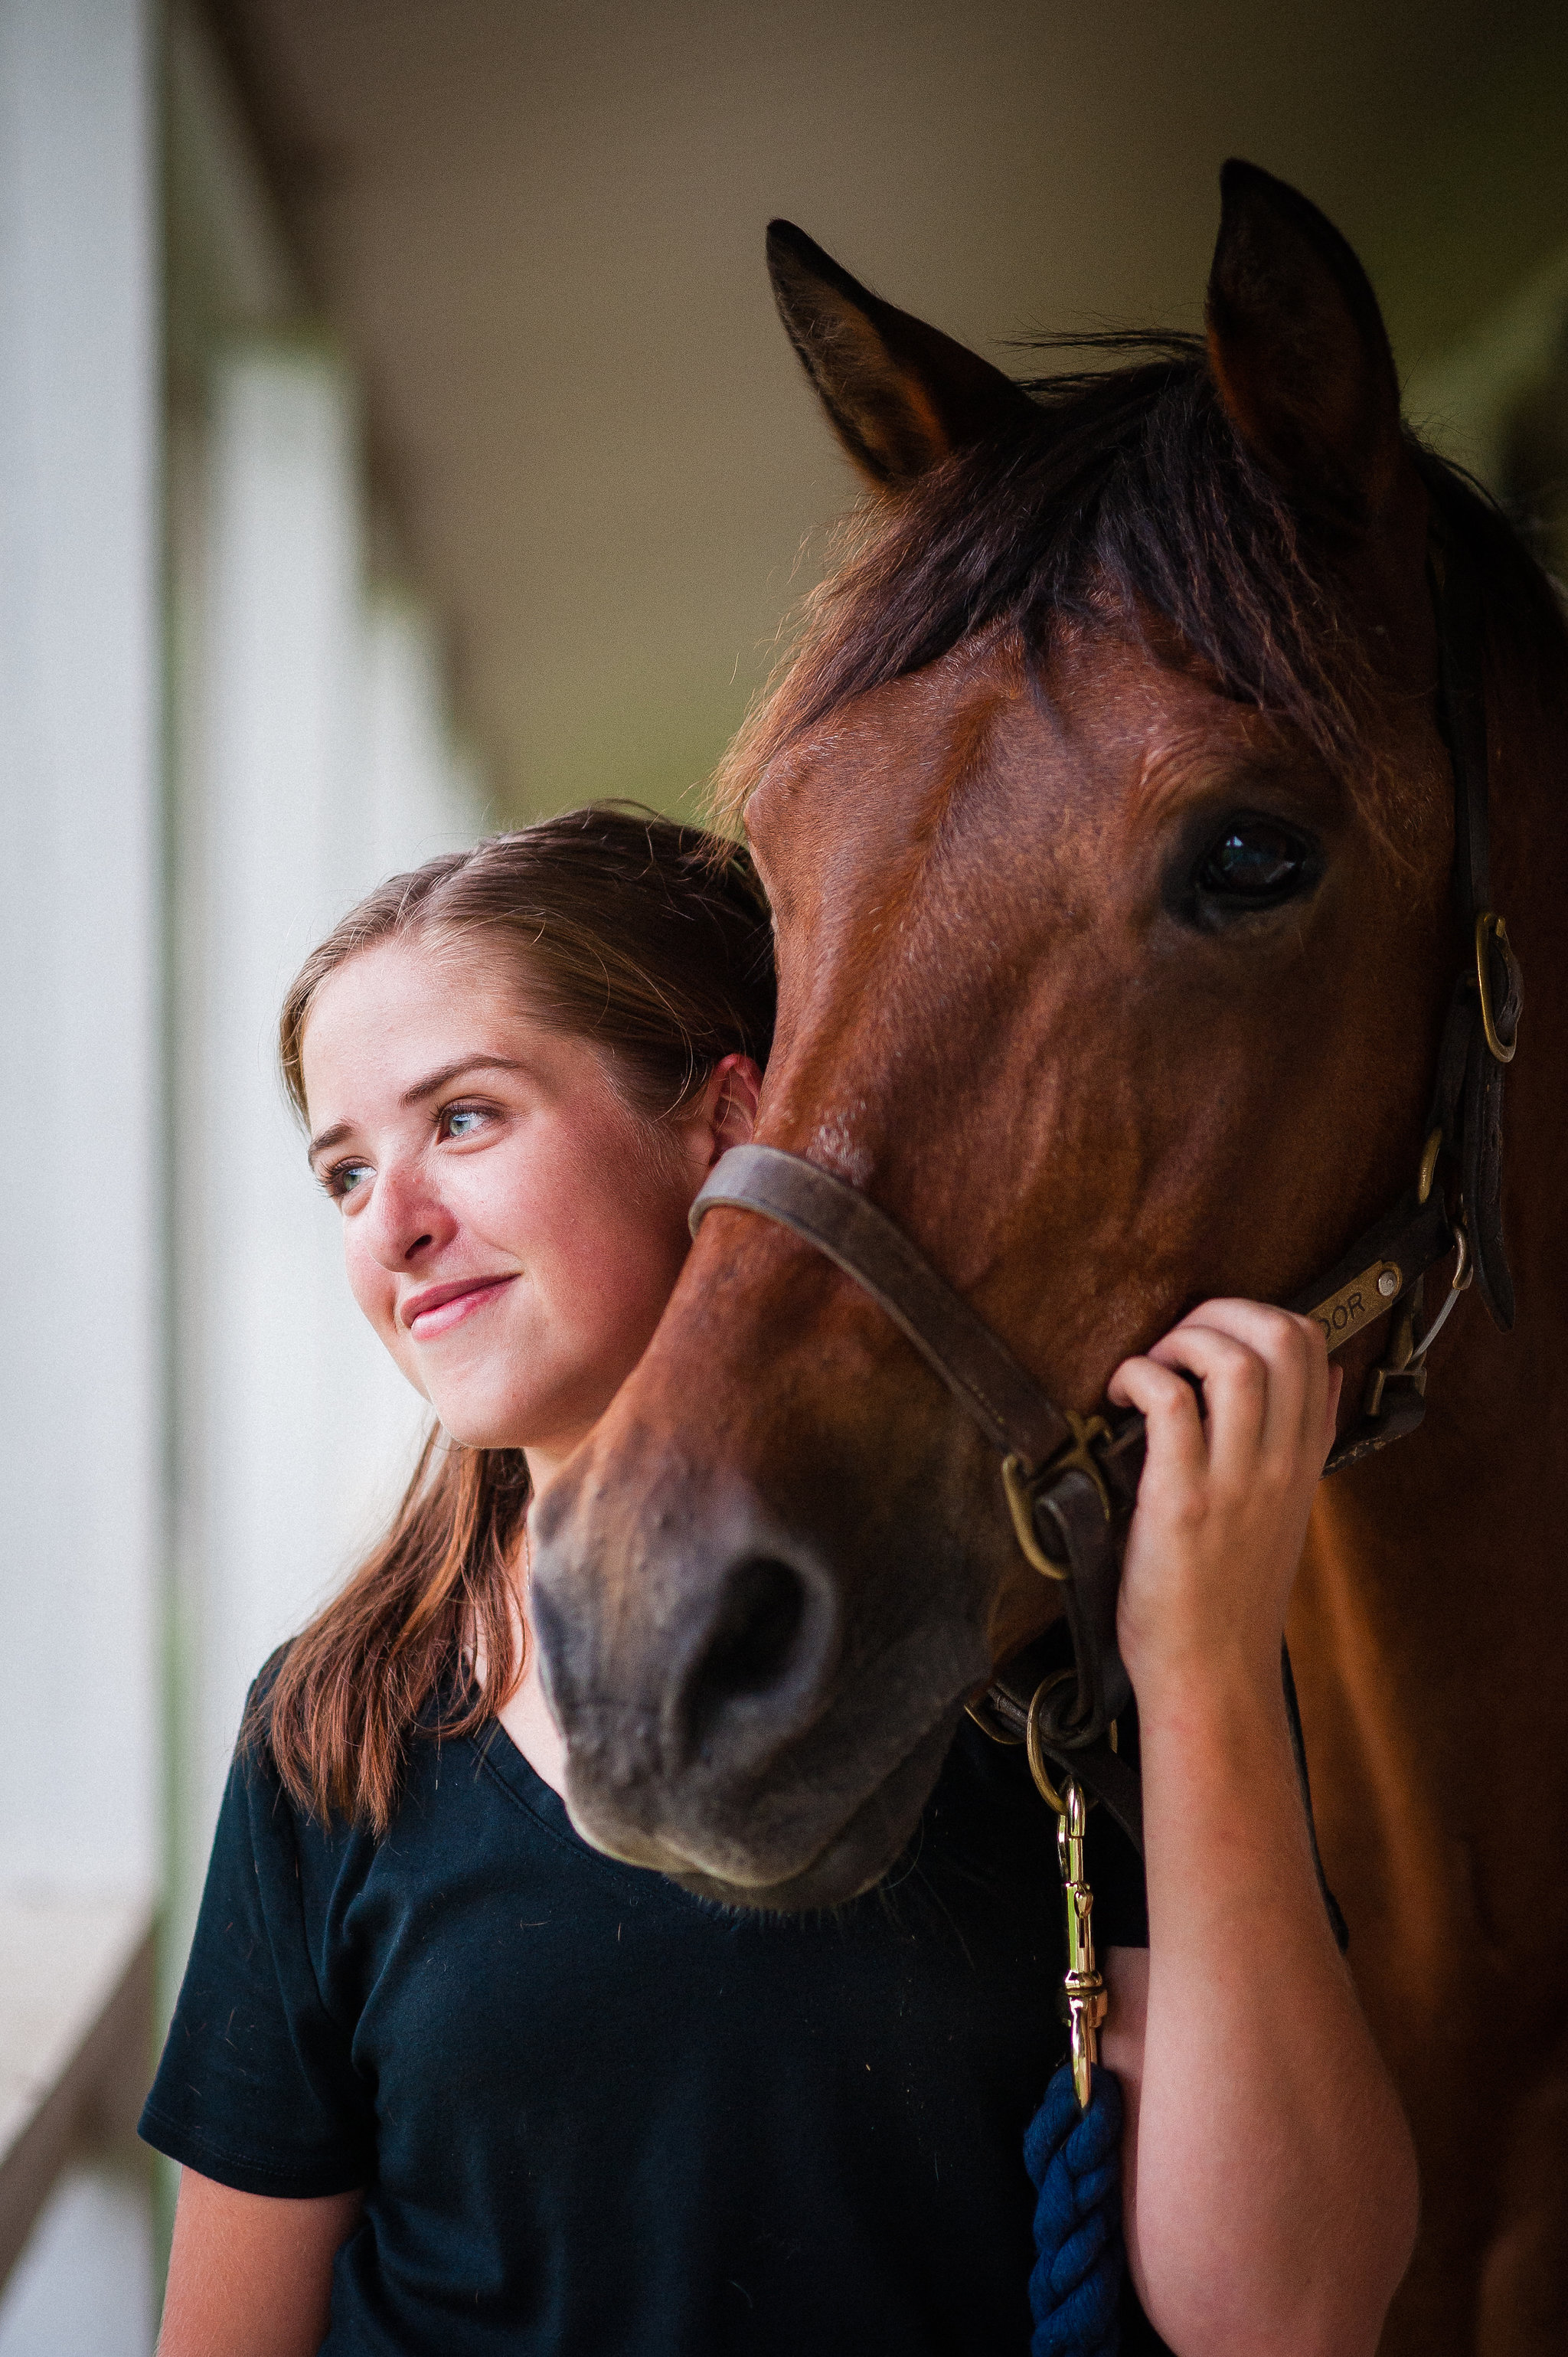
[328,1160,372,1201]
[443,1107,487,1139]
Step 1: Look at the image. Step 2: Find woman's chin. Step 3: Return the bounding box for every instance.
[423,1395,596,1464]
[411,1374,533,1453]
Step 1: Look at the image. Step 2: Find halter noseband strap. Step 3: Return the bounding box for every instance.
[685,1142,1075,1469]
[688,529,1522,1843]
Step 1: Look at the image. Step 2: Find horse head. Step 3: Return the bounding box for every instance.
[531,162,1556,1911]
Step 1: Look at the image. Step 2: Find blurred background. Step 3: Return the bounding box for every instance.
[2,1,1566,2343]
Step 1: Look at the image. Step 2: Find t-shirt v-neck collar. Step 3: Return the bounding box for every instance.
[465,1708,664,1888]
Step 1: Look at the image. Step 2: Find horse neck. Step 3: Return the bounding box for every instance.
[1465,611,1568,1417]
[1324,633,1568,1611]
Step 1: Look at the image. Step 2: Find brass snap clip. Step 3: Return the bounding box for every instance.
[1057,1783,1108,2111]
[1026,1675,1115,2110]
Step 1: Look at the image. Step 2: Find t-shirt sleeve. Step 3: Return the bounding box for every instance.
[139,1703,374,2198]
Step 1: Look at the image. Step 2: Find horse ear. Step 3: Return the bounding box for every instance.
[766,220,1034,488]
[1206,160,1403,526]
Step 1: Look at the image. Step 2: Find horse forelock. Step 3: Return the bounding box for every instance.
[714,334,1562,866]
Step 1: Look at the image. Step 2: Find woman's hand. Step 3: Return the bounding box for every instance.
[1102,1300,1416,2355]
[1106,1299,1341,1709]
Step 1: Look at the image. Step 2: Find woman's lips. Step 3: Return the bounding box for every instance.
[403,1274,516,1341]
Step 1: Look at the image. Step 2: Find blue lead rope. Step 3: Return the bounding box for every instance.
[1024,2061,1125,2356]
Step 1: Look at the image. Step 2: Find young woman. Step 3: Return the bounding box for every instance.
[142,805,1418,2355]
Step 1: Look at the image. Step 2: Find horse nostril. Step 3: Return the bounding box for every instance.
[682,1556,809,1760]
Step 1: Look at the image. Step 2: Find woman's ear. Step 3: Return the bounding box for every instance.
[702,1054,762,1164]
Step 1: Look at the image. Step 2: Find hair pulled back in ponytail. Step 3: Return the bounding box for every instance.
[260,805,774,1835]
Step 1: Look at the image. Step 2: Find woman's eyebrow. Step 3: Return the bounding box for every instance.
[306,1057,524,1164]
[307,1119,353,1165]
[398,1054,524,1109]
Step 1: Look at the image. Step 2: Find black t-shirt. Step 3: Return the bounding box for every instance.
[141,1686,1147,2356]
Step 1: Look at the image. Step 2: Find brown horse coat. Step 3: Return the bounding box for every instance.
[533,165,1568,2352]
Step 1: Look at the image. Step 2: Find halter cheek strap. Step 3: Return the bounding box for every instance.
[688,528,1522,1845]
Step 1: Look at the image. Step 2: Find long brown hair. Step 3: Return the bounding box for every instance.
[259,805,775,1833]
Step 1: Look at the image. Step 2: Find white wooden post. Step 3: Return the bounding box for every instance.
[172,349,479,1943]
[0,0,160,2345]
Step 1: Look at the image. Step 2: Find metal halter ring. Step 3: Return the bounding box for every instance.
[1001,1411,1114,1586]
[1025,1672,1116,1815]
[1475,912,1517,1064]
[1001,1456,1070,1582]
[1408,1221,1474,1366]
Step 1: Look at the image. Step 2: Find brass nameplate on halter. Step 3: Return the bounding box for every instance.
[1308,1263,1402,1353]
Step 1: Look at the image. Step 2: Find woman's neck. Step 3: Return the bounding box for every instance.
[496,1502,570,1796]
[523,1425,593,1498]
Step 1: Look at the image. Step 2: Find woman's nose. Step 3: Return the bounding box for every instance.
[362,1161,456,1270]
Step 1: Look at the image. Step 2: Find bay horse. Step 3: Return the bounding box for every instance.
[532,163,1568,2352]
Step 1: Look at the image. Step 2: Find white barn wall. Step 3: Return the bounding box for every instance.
[179,347,373,1862]
[172,348,480,1948]
[0,0,160,1894]
[0,2166,154,2357]
[0,0,160,2346]
[366,590,488,879]
[0,5,482,2338]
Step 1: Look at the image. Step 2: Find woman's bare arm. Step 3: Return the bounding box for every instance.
[1104,1301,1418,2356]
[158,2169,364,2357]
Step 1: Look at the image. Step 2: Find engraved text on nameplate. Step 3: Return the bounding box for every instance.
[1308,1263,1402,1351]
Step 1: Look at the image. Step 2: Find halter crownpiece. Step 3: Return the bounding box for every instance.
[690,528,1522,1849]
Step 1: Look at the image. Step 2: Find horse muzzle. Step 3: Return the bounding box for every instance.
[528,1441,991,1909]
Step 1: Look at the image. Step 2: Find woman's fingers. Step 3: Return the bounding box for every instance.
[1145,1320,1272,1491]
[1322,1362,1344,1466]
[1148,1300,1328,1486]
[1112,1300,1336,1576]
[1112,1300,1338,1698]
[1108,1352,1210,1468]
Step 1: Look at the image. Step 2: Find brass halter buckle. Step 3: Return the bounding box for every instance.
[1363,1129,1474,1419]
[1475,911,1518,1065]
[1001,1411,1113,1584]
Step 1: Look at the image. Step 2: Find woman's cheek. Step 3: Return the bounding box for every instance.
[343,1227,402,1353]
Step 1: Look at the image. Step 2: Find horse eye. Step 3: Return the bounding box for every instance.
[1191,816,1316,914]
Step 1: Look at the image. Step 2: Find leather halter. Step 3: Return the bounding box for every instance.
[690,528,1524,1850]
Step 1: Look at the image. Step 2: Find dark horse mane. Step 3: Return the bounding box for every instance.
[718,332,1567,839]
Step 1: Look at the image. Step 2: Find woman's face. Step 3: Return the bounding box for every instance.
[300,936,756,1473]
